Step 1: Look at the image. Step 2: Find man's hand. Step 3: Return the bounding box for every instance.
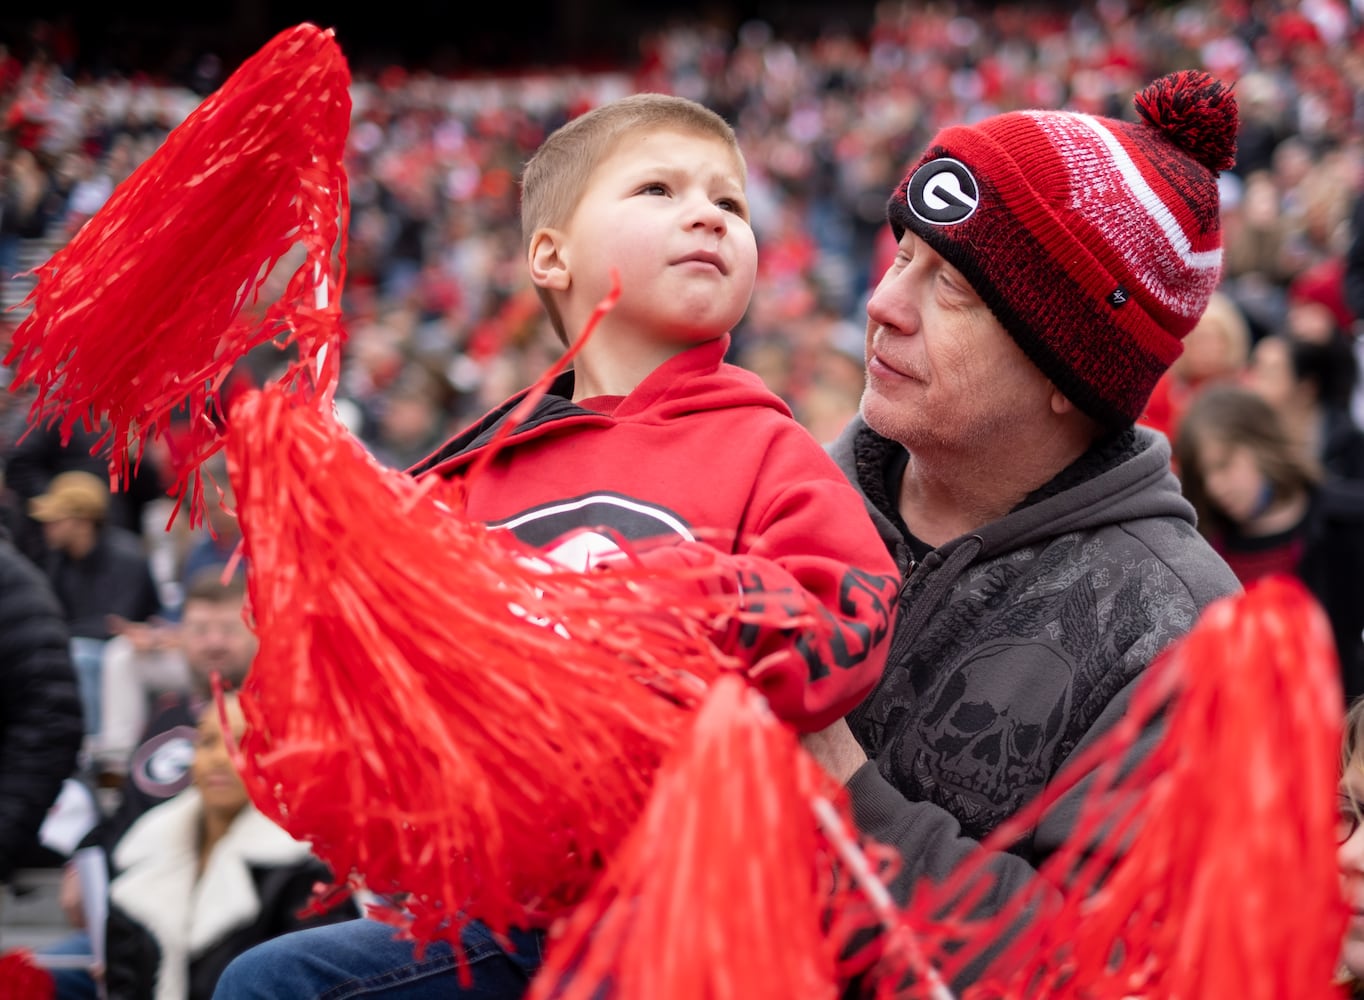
[800,717,868,786]
[59,862,85,929]
[106,615,180,653]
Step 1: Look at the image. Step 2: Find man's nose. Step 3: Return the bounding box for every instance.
[867,269,918,336]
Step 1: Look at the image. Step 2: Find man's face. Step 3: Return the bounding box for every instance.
[180,597,257,688]
[860,232,1056,454]
[40,517,80,554]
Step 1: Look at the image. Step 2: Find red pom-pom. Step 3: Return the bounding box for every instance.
[1133,69,1238,173]
[527,676,846,1000]
[0,950,55,1000]
[222,383,747,950]
[889,576,1344,999]
[4,22,350,525]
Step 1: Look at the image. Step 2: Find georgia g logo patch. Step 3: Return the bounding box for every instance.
[906,157,980,226]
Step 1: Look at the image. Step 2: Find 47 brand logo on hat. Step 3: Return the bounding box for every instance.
[907,157,979,225]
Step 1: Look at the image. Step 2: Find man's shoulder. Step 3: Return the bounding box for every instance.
[101,524,151,562]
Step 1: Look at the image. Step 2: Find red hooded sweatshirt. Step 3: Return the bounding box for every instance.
[412,335,899,732]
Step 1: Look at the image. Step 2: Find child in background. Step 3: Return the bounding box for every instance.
[1174,383,1364,704]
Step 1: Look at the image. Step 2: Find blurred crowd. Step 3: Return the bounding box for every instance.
[2,0,1364,992]
[1,1,1361,461]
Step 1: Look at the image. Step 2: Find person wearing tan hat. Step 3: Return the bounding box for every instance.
[30,470,161,737]
[29,470,112,532]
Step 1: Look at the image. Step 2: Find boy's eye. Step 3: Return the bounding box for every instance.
[640,183,668,196]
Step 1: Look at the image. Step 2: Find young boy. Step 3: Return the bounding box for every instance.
[211,93,898,1000]
[410,93,898,732]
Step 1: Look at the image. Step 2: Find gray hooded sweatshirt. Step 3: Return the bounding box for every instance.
[827,417,1240,987]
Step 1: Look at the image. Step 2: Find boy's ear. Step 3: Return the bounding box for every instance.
[528,228,570,291]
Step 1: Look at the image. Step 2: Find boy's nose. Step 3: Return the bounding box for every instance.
[688,197,727,235]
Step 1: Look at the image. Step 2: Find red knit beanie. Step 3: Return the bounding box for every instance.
[887,70,1238,428]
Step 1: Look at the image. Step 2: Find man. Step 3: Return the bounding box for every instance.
[28,470,161,736]
[96,462,245,766]
[805,70,1243,990]
[97,570,257,850]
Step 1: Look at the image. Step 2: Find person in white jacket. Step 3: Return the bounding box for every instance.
[100,694,357,1000]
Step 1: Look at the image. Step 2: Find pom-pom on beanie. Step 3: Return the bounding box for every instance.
[887,70,1238,428]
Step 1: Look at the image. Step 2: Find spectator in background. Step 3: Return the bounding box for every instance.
[362,364,451,471]
[101,694,358,1000]
[0,521,83,885]
[47,694,358,1000]
[4,416,167,542]
[1247,332,1364,482]
[1340,190,1364,430]
[0,145,59,280]
[28,470,161,737]
[42,573,258,1000]
[1221,169,1294,338]
[1334,696,1364,994]
[1174,383,1364,704]
[1141,289,1251,448]
[95,571,255,838]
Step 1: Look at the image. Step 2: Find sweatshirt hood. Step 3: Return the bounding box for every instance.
[828,416,1194,566]
[413,335,790,478]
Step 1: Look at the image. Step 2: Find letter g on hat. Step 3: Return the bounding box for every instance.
[887,70,1238,428]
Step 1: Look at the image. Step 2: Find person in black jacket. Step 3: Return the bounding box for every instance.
[28,470,161,736]
[0,526,84,884]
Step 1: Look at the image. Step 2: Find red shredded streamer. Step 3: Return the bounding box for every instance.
[527,675,846,1000]
[865,575,1346,1000]
[4,22,350,525]
[0,950,55,1000]
[222,383,754,950]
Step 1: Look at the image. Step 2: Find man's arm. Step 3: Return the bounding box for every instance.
[627,426,902,733]
[804,671,1159,993]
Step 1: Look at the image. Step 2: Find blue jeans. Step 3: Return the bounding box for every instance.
[38,930,98,1000]
[212,918,544,999]
[69,637,107,736]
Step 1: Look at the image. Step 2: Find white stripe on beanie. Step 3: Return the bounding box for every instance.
[1025,110,1222,320]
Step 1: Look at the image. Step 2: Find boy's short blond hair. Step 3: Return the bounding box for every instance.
[520,93,746,343]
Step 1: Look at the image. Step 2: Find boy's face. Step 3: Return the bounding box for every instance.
[546,127,756,346]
